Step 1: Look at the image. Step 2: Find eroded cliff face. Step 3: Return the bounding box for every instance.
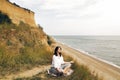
[0,0,54,52]
[0,0,36,27]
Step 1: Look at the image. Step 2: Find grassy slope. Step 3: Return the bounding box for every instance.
[15,56,101,80]
[0,13,53,76]
[0,12,101,80]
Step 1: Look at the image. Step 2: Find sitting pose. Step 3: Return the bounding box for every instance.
[48,46,74,76]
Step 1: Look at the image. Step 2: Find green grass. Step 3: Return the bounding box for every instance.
[0,12,101,80]
[14,56,102,80]
[0,11,11,24]
[14,63,101,80]
[0,21,53,76]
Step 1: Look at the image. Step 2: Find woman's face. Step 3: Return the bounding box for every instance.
[57,47,62,53]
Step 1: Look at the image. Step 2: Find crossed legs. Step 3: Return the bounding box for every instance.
[62,63,72,74]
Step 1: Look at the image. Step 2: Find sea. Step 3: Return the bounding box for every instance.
[53,36,120,67]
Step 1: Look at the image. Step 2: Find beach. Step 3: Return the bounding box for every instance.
[54,42,120,80]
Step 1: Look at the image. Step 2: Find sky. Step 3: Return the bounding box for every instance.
[10,0,120,35]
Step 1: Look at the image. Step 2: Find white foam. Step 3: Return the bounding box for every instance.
[56,41,120,69]
[75,48,120,69]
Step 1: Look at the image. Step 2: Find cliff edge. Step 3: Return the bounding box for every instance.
[0,0,36,27]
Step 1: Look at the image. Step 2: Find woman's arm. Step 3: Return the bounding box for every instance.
[61,56,74,64]
[64,61,74,64]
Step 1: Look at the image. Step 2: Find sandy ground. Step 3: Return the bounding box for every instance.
[54,42,120,80]
[1,65,50,80]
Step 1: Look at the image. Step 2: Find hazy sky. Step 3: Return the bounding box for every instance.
[10,0,120,35]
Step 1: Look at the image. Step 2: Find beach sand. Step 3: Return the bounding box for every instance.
[54,42,120,80]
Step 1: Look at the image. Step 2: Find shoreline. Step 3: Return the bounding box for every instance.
[54,42,120,80]
[58,41,120,69]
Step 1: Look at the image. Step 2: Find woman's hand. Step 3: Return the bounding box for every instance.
[70,60,74,63]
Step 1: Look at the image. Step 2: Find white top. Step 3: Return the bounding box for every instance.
[52,55,64,68]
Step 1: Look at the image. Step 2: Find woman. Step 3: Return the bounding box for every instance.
[49,46,74,76]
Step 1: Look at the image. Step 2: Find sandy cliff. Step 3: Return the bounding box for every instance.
[0,0,36,27]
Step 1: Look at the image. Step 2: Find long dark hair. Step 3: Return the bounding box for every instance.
[54,46,62,57]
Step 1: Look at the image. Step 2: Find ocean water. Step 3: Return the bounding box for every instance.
[53,36,120,67]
